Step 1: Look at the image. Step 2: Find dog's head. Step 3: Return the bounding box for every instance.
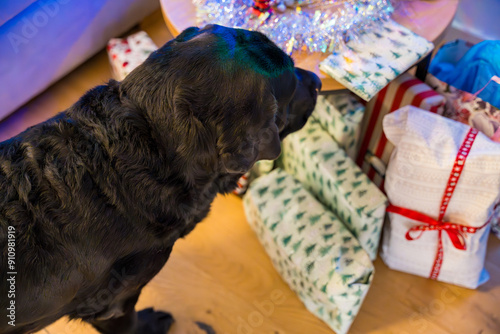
[121,25,320,175]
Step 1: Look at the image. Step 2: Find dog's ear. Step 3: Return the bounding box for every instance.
[172,91,218,163]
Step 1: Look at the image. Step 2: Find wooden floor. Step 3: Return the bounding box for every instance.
[2,9,500,334]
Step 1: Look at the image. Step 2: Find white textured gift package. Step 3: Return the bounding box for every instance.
[381,106,500,288]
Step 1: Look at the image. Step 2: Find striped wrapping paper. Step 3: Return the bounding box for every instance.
[356,73,445,190]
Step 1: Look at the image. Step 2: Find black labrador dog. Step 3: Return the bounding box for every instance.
[0,25,320,334]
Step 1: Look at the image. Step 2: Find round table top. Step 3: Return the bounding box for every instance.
[160,0,459,92]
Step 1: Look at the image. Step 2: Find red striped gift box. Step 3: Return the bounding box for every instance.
[356,73,445,190]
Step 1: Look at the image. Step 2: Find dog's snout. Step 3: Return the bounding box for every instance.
[295,67,322,97]
[308,71,322,100]
[311,72,322,93]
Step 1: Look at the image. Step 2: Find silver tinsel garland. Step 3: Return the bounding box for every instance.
[193,0,395,54]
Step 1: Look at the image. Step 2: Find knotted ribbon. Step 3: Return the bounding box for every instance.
[387,128,488,280]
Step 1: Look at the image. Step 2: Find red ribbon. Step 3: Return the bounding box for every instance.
[387,128,487,280]
[385,205,485,250]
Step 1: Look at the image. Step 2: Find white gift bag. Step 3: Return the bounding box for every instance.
[381,106,500,288]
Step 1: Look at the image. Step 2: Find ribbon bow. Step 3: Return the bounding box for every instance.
[386,205,487,251]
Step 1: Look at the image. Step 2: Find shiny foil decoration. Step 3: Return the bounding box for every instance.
[193,0,394,54]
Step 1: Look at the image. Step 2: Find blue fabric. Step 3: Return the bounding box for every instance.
[429,40,500,108]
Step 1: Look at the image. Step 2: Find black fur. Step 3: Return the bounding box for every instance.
[0,25,320,334]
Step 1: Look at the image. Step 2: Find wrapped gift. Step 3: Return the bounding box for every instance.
[356,73,445,189]
[319,19,434,101]
[427,73,500,139]
[244,169,374,334]
[233,160,275,196]
[312,93,365,160]
[107,31,158,80]
[233,173,250,196]
[280,118,387,260]
[381,106,500,288]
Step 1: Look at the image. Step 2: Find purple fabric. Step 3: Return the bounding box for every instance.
[0,0,159,121]
[0,0,37,26]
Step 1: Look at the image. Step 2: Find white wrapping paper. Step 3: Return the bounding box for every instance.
[381,106,500,288]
